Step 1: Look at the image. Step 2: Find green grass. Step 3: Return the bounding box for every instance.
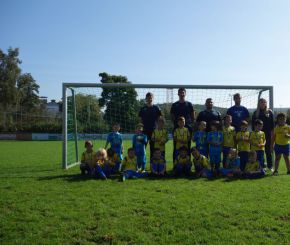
[1,141,290,244]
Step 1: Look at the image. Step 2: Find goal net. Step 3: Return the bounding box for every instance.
[62,83,273,169]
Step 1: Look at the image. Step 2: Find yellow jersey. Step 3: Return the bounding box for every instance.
[236,131,250,152]
[223,126,236,147]
[151,158,166,165]
[250,131,265,151]
[81,151,96,168]
[107,153,121,166]
[245,161,260,172]
[151,129,168,151]
[192,155,209,169]
[174,127,190,150]
[274,125,290,145]
[122,156,137,171]
[174,155,191,166]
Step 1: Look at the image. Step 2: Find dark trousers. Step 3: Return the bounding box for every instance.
[265,134,273,168]
[144,130,154,160]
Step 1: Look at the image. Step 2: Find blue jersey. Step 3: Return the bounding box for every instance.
[193,131,207,151]
[107,132,123,160]
[133,133,148,156]
[227,106,249,132]
[226,157,240,169]
[207,131,223,154]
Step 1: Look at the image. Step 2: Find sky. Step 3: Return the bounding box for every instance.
[1,0,290,107]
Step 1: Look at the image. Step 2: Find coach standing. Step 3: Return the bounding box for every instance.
[138,92,162,160]
[252,98,274,171]
[196,98,222,132]
[227,93,250,132]
[170,88,195,159]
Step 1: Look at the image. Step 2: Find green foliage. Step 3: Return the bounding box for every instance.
[1,140,290,244]
[98,72,139,132]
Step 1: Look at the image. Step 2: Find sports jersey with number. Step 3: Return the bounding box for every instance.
[81,151,96,168]
[236,131,250,152]
[106,132,123,159]
[192,155,209,169]
[151,129,168,151]
[174,155,191,165]
[223,126,236,147]
[174,127,190,150]
[207,131,223,153]
[250,131,266,151]
[245,161,260,172]
[193,131,207,150]
[122,156,137,171]
[274,125,290,145]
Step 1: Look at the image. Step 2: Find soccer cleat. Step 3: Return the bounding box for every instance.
[122,174,126,182]
[273,171,278,176]
[269,168,274,173]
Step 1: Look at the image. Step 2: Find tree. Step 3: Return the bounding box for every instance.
[0,47,21,110]
[98,72,139,132]
[17,73,40,112]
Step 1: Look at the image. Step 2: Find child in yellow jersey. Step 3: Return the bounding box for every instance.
[80,141,96,175]
[222,115,236,168]
[191,147,212,178]
[236,120,250,171]
[107,147,121,173]
[272,113,290,175]
[151,148,166,176]
[121,148,148,181]
[151,117,168,158]
[174,146,192,175]
[94,148,109,179]
[244,150,265,178]
[173,117,191,160]
[250,119,266,169]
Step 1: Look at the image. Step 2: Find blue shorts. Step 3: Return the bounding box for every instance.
[274,144,290,156]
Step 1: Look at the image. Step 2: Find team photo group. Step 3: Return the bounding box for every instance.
[80,87,290,181]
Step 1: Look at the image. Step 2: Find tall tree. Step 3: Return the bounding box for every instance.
[0,47,21,110]
[17,73,40,112]
[98,72,139,132]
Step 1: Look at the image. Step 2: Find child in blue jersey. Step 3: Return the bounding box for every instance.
[122,148,148,181]
[174,146,192,175]
[105,123,124,160]
[207,120,223,174]
[191,147,212,178]
[107,147,121,174]
[132,123,148,172]
[151,148,166,176]
[220,148,241,177]
[80,140,96,175]
[192,121,208,157]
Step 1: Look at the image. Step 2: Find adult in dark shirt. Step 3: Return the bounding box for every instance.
[196,98,222,132]
[252,98,274,171]
[227,93,250,132]
[170,88,195,160]
[138,92,162,159]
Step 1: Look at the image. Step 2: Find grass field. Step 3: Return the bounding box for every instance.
[1,140,290,244]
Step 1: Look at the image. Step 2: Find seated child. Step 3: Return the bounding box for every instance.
[174,146,192,175]
[191,147,211,178]
[80,140,96,175]
[121,148,148,181]
[93,148,110,180]
[244,150,265,179]
[151,148,166,176]
[133,123,148,172]
[107,147,121,173]
[207,120,223,175]
[220,148,241,177]
[192,121,208,157]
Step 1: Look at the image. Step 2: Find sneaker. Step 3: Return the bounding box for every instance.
[142,170,146,173]
[122,174,126,182]
[273,171,278,176]
[269,168,274,173]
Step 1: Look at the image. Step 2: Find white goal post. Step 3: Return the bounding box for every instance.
[62,83,273,169]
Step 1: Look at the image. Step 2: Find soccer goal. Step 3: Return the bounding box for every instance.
[62,83,273,169]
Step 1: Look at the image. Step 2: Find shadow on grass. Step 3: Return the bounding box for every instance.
[37,173,122,182]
